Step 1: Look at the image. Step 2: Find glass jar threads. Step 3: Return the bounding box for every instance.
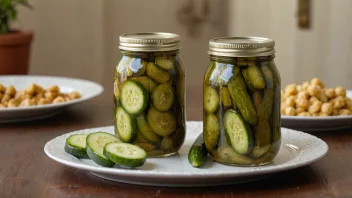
[203,37,281,166]
[114,33,186,157]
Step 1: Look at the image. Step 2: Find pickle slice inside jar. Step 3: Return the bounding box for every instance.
[147,107,176,137]
[203,114,220,151]
[151,83,175,112]
[204,86,219,113]
[146,62,171,83]
[155,56,174,70]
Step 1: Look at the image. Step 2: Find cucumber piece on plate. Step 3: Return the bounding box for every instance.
[103,142,147,168]
[86,132,121,167]
[120,80,149,115]
[188,133,208,168]
[151,83,175,112]
[223,109,254,155]
[115,107,137,143]
[64,134,88,158]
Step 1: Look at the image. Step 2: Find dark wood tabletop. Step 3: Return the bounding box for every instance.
[0,87,352,198]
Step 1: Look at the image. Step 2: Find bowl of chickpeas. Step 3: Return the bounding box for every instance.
[281,78,352,131]
[0,75,103,123]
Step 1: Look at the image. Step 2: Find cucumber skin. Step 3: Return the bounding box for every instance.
[188,133,208,168]
[86,145,115,167]
[103,145,146,168]
[120,80,149,115]
[64,144,89,158]
[204,86,219,113]
[203,114,220,151]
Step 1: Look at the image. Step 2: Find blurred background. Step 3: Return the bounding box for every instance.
[14,0,352,100]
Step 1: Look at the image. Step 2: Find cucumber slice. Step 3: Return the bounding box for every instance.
[136,114,161,144]
[64,134,88,158]
[103,142,147,168]
[188,133,208,168]
[129,76,156,92]
[133,132,148,144]
[223,110,254,155]
[203,114,220,151]
[160,128,185,153]
[86,132,121,167]
[204,86,219,113]
[147,107,176,137]
[146,62,171,83]
[135,142,157,152]
[120,80,149,115]
[115,107,137,143]
[152,83,175,112]
[155,56,174,70]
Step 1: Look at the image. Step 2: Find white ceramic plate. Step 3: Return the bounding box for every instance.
[44,121,328,187]
[281,90,352,131]
[0,75,103,123]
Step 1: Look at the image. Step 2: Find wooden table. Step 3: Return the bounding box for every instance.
[1,88,352,198]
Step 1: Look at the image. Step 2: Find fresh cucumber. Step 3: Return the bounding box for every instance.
[136,114,161,144]
[86,132,121,167]
[147,107,176,137]
[203,114,220,151]
[223,110,254,155]
[188,133,208,168]
[115,107,137,143]
[64,134,88,158]
[120,80,149,115]
[103,142,147,168]
[151,83,175,112]
[204,86,219,113]
[129,76,156,92]
[146,62,171,83]
[155,56,174,70]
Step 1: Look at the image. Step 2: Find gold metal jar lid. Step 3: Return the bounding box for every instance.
[119,32,180,52]
[208,37,275,57]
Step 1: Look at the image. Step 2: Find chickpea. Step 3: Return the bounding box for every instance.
[37,98,50,105]
[0,84,6,92]
[284,106,296,116]
[349,106,352,112]
[297,91,309,100]
[335,86,346,97]
[321,103,333,115]
[35,85,44,94]
[302,81,310,90]
[24,83,36,95]
[307,84,319,96]
[46,85,60,93]
[1,94,11,103]
[30,98,38,105]
[308,101,322,114]
[311,78,325,88]
[0,104,6,108]
[5,85,16,96]
[345,98,352,108]
[296,85,303,92]
[331,96,345,109]
[65,96,71,102]
[35,92,44,100]
[297,112,311,116]
[14,91,24,100]
[296,97,309,110]
[0,92,3,100]
[309,96,319,105]
[285,97,296,107]
[7,99,19,108]
[296,107,305,114]
[319,112,329,116]
[339,109,351,116]
[316,89,328,103]
[20,93,32,101]
[44,91,57,101]
[285,84,297,96]
[325,88,335,99]
[68,91,81,100]
[311,112,320,117]
[19,98,35,107]
[58,93,66,98]
[53,96,65,103]
[332,108,340,116]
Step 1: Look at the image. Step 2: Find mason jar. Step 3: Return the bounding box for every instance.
[114,33,186,157]
[203,37,281,166]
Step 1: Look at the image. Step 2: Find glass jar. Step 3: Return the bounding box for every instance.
[114,32,186,157]
[203,37,281,166]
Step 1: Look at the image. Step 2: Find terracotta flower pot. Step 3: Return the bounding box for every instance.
[0,30,33,75]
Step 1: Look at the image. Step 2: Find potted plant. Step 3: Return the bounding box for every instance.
[0,0,33,74]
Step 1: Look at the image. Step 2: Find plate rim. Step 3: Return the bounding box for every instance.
[44,123,329,179]
[0,75,104,112]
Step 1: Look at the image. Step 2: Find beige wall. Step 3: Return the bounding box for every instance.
[229,0,352,89]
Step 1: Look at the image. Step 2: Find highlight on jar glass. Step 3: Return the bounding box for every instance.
[114,32,186,157]
[203,37,281,166]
